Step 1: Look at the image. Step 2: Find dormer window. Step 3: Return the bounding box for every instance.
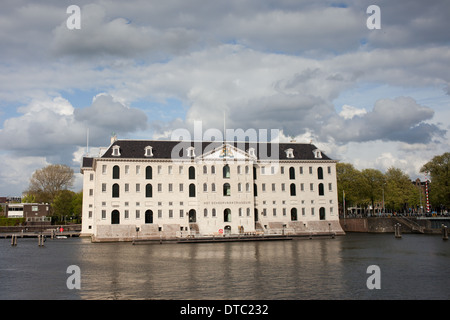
[144,146,153,157]
[112,145,121,157]
[285,148,294,159]
[248,147,256,158]
[313,149,322,159]
[187,146,195,157]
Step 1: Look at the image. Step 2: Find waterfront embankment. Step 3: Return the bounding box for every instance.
[340,216,450,234]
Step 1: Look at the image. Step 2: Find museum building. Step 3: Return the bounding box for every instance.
[80,137,344,241]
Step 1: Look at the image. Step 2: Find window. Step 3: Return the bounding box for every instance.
[289,167,295,180]
[212,208,216,217]
[179,183,184,192]
[112,184,119,198]
[158,183,162,192]
[246,183,250,192]
[291,208,298,221]
[102,165,107,174]
[290,183,296,196]
[281,166,284,174]
[211,165,216,174]
[253,166,257,180]
[112,145,120,156]
[254,183,258,196]
[204,208,208,217]
[223,183,231,196]
[136,210,140,219]
[203,165,207,174]
[329,183,333,191]
[310,183,314,191]
[144,146,153,157]
[102,183,106,192]
[211,183,216,192]
[319,183,324,196]
[313,149,322,159]
[189,166,195,179]
[285,148,294,158]
[136,165,140,174]
[246,208,250,216]
[281,183,285,192]
[187,147,195,157]
[169,183,173,192]
[237,165,241,174]
[125,183,129,192]
[239,208,243,217]
[309,166,313,174]
[328,166,332,174]
[203,183,208,192]
[145,166,153,180]
[245,166,249,174]
[145,184,152,198]
[189,183,196,197]
[224,208,232,222]
[318,167,324,180]
[113,165,120,179]
[223,164,230,178]
[102,210,106,219]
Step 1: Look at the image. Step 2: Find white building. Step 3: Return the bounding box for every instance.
[80,138,344,241]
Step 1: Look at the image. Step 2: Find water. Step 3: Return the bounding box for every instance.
[1,233,449,300]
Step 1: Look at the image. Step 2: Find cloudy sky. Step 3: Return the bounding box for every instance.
[0,0,449,196]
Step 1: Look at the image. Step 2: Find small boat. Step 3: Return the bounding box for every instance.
[56,236,68,239]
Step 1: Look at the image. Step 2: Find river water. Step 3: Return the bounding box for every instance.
[0,233,449,300]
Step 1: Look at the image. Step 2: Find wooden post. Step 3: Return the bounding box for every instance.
[442,225,448,241]
[11,234,17,246]
[395,223,402,238]
[38,234,45,246]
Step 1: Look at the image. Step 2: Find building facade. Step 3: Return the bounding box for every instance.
[81,138,344,241]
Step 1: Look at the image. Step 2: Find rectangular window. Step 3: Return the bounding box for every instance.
[136,183,140,192]
[136,165,140,175]
[310,183,314,191]
[158,183,162,192]
[169,183,173,192]
[180,209,184,218]
[169,209,173,218]
[125,183,129,192]
[102,165,107,174]
[272,183,276,192]
[168,166,173,174]
[136,210,140,219]
[125,165,129,174]
[158,210,162,218]
[179,183,183,192]
[101,210,106,219]
[329,183,333,191]
[102,183,106,192]
[90,173,94,181]
[125,210,129,219]
[328,166,332,174]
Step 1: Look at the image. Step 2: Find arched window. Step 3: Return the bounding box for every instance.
[319,207,326,220]
[291,208,298,221]
[189,166,195,180]
[203,183,208,192]
[253,166,257,180]
[223,183,231,196]
[189,209,196,223]
[146,166,152,179]
[111,210,120,224]
[113,165,120,179]
[318,183,324,196]
[145,210,153,224]
[211,183,216,192]
[223,164,230,178]
[112,183,119,198]
[289,167,295,180]
[211,165,216,174]
[290,183,296,196]
[224,208,232,222]
[318,167,323,180]
[145,184,153,198]
[204,208,208,217]
[203,165,207,174]
[189,183,196,197]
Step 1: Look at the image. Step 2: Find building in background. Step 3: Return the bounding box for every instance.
[81,137,344,242]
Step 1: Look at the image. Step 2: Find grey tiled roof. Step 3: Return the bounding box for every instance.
[99,140,333,161]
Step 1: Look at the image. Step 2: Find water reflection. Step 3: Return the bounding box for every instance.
[1,234,449,300]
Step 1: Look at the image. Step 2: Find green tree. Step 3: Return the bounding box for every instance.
[71,191,83,223]
[52,190,75,223]
[420,152,450,210]
[384,167,417,212]
[360,168,386,216]
[336,163,365,210]
[25,164,74,204]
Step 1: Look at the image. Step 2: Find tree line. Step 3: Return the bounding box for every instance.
[337,152,450,215]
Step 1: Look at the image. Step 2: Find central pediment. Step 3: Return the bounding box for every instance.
[197,143,255,161]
